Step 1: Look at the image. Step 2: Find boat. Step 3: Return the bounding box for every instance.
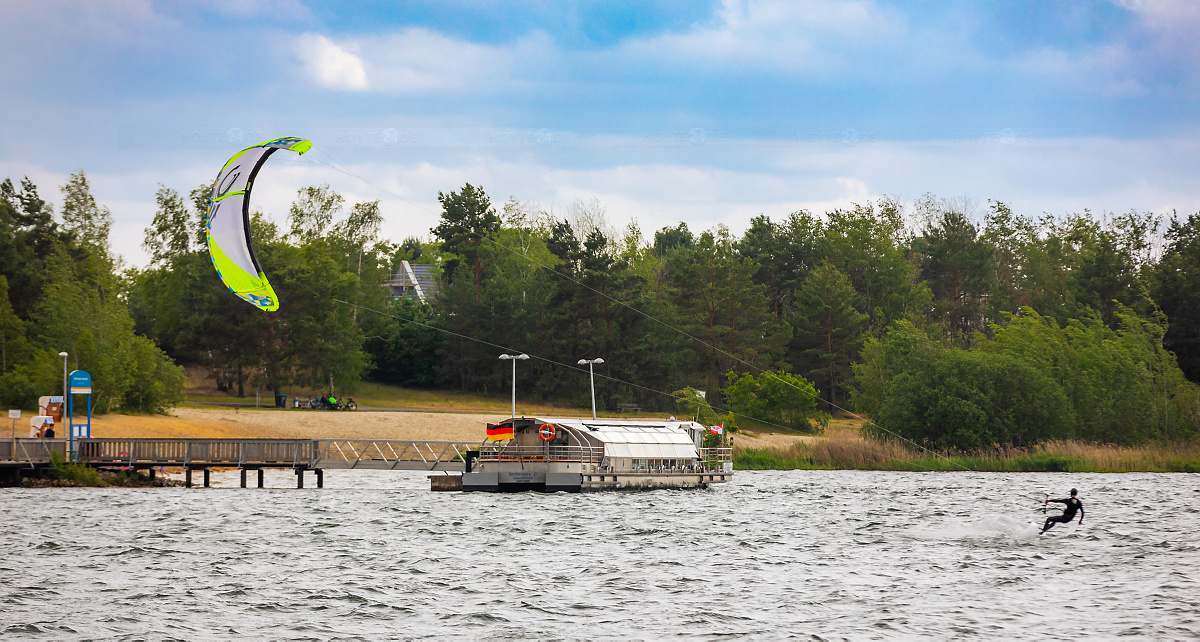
[458,416,733,492]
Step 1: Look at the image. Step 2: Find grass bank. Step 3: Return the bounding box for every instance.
[735,427,1200,473]
[28,454,182,487]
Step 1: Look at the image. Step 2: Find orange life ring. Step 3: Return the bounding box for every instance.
[538,423,556,441]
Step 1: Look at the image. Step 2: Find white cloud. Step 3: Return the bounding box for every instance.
[296,33,370,91]
[616,0,897,76]
[291,28,528,95]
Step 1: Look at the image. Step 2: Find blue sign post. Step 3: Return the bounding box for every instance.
[67,370,92,460]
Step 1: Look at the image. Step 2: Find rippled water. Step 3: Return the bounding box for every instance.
[2,470,1197,639]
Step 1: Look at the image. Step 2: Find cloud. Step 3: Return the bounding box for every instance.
[296,33,369,91]
[292,28,528,95]
[611,0,899,77]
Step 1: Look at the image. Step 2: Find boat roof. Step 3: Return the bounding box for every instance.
[539,418,702,459]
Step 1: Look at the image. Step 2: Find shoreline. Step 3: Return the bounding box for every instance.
[19,408,1197,475]
[735,428,1200,473]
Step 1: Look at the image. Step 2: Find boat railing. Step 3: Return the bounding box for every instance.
[477,444,604,463]
[699,447,733,472]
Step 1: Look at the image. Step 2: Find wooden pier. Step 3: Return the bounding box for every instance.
[1,437,477,487]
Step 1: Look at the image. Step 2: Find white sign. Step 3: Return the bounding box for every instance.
[70,387,91,395]
[7,409,19,419]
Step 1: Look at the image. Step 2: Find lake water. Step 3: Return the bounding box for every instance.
[2,470,1197,639]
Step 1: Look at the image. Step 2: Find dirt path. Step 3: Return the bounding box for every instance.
[90,408,821,451]
[91,408,500,442]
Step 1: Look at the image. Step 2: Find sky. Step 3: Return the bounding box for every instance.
[2,0,1199,266]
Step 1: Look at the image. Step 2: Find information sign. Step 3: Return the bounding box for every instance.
[69,370,92,395]
[7,409,19,419]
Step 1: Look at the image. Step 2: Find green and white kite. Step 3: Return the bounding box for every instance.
[205,136,311,311]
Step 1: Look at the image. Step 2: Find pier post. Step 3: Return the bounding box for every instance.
[240,468,247,488]
[257,468,264,488]
[203,469,210,488]
[148,468,156,481]
[185,468,192,488]
[296,469,304,488]
[316,469,323,488]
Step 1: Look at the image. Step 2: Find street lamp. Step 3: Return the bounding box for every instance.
[498,354,529,419]
[59,352,68,445]
[577,358,604,420]
[59,351,68,401]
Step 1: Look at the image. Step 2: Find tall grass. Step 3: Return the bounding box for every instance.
[735,427,1200,473]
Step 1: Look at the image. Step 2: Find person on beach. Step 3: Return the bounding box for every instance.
[42,422,56,439]
[1041,488,1084,534]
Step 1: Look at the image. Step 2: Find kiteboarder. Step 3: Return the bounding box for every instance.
[1041,488,1084,534]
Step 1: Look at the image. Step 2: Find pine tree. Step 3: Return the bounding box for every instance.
[788,262,867,409]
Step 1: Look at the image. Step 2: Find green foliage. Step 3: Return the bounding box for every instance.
[432,183,499,293]
[854,310,1200,450]
[143,185,194,265]
[788,262,867,408]
[672,386,720,426]
[1,174,184,412]
[1155,213,1200,381]
[724,370,827,433]
[49,452,105,486]
[288,184,343,240]
[5,165,1200,452]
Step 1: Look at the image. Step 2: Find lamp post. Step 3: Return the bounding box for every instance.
[577,358,604,420]
[59,352,68,452]
[59,351,68,407]
[498,354,529,419]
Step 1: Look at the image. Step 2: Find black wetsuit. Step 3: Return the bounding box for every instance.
[1041,497,1084,533]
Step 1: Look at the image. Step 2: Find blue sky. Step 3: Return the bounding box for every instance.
[2,0,1199,265]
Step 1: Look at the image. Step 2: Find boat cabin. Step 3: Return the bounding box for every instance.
[461,417,732,492]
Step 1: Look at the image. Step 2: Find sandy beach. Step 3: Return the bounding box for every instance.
[88,407,812,449]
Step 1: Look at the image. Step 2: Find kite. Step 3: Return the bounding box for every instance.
[206,136,312,311]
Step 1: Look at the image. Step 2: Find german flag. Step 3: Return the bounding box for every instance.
[486,423,514,441]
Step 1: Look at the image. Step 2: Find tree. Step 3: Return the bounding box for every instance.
[821,200,931,333]
[432,183,499,297]
[143,185,195,265]
[653,222,694,256]
[1155,213,1200,381]
[788,262,867,409]
[724,370,826,433]
[738,215,794,318]
[912,205,992,345]
[59,170,113,250]
[665,227,790,394]
[0,275,29,376]
[288,184,343,240]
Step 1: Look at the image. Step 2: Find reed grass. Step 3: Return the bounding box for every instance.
[734,427,1200,473]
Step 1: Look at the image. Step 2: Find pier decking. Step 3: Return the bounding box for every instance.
[2,437,478,487]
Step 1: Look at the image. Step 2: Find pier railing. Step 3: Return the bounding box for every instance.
[76,438,314,467]
[1,439,67,465]
[311,439,476,471]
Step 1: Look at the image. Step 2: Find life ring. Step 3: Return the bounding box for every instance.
[538,423,556,442]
